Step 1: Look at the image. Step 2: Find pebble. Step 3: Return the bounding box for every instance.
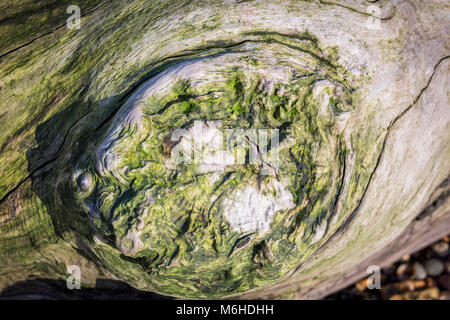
[439,291,450,300]
[424,259,445,276]
[438,274,450,290]
[412,262,427,280]
[389,287,440,300]
[355,279,367,292]
[417,287,440,300]
[383,265,396,276]
[432,241,449,257]
[396,263,411,280]
[426,277,437,287]
[401,254,410,262]
[411,280,426,290]
[445,261,450,273]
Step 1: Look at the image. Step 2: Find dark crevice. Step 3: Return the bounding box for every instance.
[414,175,450,222]
[0,110,90,204]
[0,278,171,300]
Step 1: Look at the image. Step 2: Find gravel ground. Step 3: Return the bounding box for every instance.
[327,235,450,300]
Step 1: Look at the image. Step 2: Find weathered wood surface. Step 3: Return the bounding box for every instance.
[0,0,449,299]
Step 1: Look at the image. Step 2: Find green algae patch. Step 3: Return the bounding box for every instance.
[40,33,359,298]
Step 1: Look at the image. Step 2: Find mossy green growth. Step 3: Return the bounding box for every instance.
[228,102,248,115]
[62,60,353,297]
[179,101,195,114]
[13,29,364,298]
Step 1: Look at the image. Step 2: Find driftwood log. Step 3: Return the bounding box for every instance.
[0,0,449,299]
